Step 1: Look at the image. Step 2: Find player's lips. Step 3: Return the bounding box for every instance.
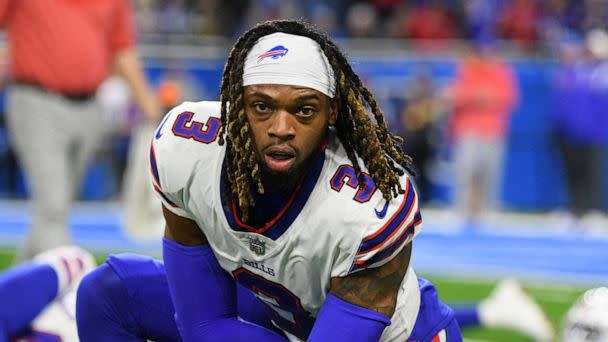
[264,145,296,172]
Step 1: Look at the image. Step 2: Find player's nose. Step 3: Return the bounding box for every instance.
[268,110,296,140]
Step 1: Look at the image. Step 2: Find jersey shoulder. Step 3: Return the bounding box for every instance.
[314,133,422,275]
[150,101,224,217]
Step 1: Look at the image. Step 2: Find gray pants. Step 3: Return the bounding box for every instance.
[6,84,104,260]
[453,134,505,221]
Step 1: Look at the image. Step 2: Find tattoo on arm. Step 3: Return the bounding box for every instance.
[329,243,412,317]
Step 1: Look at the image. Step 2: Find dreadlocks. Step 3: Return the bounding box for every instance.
[218,19,415,222]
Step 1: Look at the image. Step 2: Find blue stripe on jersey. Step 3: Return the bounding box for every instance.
[150,142,161,187]
[350,223,416,272]
[357,179,416,255]
[221,150,326,241]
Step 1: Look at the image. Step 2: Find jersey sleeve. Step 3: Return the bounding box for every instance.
[348,176,422,273]
[149,107,193,219]
[148,101,223,220]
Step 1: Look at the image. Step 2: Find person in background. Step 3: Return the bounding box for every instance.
[396,73,441,204]
[453,278,554,342]
[498,0,541,51]
[445,39,519,226]
[0,246,95,342]
[550,28,608,230]
[0,0,160,260]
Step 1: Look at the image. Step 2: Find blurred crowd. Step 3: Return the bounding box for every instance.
[0,0,606,233]
[385,26,608,229]
[135,0,608,53]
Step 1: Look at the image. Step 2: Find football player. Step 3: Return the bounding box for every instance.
[0,246,94,342]
[77,20,462,341]
[561,287,608,342]
[453,278,554,341]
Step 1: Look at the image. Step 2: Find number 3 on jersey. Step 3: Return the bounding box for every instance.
[170,111,221,143]
[233,268,315,339]
[330,164,377,202]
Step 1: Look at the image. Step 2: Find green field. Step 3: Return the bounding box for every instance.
[427,276,585,341]
[0,250,584,341]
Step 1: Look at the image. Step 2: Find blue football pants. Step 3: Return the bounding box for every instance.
[76,254,462,341]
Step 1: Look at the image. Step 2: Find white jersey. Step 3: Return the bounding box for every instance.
[151,101,424,341]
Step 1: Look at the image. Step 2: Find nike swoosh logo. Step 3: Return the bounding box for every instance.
[375,201,389,219]
[155,113,171,139]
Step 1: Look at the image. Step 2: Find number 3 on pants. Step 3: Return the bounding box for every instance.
[233,268,315,339]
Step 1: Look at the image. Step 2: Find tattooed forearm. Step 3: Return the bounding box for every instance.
[329,243,412,317]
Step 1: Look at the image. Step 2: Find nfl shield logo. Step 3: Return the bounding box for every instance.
[248,236,266,256]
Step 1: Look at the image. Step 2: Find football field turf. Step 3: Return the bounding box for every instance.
[0,249,584,342]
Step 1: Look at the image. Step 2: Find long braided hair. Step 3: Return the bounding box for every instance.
[218,20,415,222]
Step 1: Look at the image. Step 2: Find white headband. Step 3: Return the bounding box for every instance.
[242,32,336,98]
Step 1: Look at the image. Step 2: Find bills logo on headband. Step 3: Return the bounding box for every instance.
[257,45,289,62]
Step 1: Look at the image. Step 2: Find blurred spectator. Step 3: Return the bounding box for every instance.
[498,0,541,50]
[125,0,608,56]
[463,0,500,41]
[445,41,519,225]
[582,0,608,32]
[540,0,585,50]
[399,1,460,42]
[345,2,380,38]
[396,74,441,203]
[307,3,343,38]
[0,0,160,260]
[550,29,608,228]
[156,64,203,110]
[156,0,190,35]
[244,0,303,36]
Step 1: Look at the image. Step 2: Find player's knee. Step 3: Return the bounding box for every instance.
[76,263,123,322]
[76,262,143,340]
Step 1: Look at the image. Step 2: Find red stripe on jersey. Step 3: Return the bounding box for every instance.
[362,180,411,242]
[353,219,420,266]
[230,177,305,234]
[154,184,178,208]
[149,142,161,188]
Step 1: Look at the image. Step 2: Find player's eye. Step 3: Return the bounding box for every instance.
[253,102,271,113]
[296,106,316,118]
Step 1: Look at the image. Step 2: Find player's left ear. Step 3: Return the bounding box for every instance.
[328,99,338,125]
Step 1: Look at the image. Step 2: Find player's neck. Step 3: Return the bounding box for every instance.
[260,174,299,194]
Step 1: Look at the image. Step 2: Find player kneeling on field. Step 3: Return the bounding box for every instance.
[76,20,462,342]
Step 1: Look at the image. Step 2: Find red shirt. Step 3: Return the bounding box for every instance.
[0,0,135,94]
[449,56,519,140]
